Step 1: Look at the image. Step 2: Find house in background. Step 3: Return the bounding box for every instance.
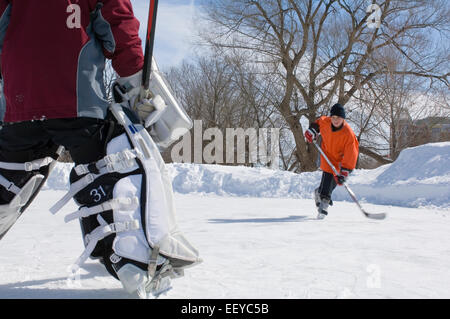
[414,117,450,142]
[394,114,450,160]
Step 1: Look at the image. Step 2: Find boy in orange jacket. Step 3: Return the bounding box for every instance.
[304,104,359,219]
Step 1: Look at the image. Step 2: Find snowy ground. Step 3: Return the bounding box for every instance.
[0,191,449,299]
[0,142,449,299]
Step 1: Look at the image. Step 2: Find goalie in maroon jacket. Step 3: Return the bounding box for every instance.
[0,0,200,297]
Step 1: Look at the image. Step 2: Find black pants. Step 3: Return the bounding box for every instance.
[318,171,337,201]
[0,115,122,204]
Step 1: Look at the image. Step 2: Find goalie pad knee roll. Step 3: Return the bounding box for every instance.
[50,105,201,296]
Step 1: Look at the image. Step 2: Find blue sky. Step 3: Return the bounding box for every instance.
[130,0,198,69]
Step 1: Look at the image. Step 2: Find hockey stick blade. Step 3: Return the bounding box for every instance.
[363,211,387,220]
[344,184,386,220]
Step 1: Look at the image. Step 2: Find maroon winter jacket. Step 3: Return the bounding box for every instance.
[0,0,144,123]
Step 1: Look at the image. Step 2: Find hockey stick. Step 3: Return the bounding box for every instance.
[142,0,159,90]
[112,0,159,104]
[313,141,386,220]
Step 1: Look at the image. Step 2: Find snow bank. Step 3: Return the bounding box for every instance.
[44,142,450,209]
[169,163,321,198]
[348,142,450,208]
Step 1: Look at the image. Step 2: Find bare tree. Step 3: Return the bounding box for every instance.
[346,85,392,166]
[165,52,282,166]
[348,43,449,162]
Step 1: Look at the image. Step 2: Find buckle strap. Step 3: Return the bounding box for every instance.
[75,220,140,267]
[147,244,161,278]
[50,173,96,215]
[0,174,21,194]
[74,149,138,176]
[0,157,55,171]
[52,150,141,215]
[101,158,138,174]
[64,197,139,222]
[141,260,184,298]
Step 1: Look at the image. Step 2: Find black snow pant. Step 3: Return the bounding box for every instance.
[318,171,337,202]
[0,116,122,204]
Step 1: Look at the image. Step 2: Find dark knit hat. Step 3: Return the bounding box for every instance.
[330,103,346,119]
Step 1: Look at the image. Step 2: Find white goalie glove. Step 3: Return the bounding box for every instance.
[114,70,164,124]
[114,58,193,148]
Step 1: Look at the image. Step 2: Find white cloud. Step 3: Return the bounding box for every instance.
[130,0,197,69]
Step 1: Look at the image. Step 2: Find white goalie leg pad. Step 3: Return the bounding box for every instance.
[52,105,200,295]
[108,104,201,268]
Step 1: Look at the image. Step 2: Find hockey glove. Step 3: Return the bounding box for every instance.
[304,127,319,144]
[113,71,166,124]
[334,168,351,185]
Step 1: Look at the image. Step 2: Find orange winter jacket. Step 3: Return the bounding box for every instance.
[315,116,359,174]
